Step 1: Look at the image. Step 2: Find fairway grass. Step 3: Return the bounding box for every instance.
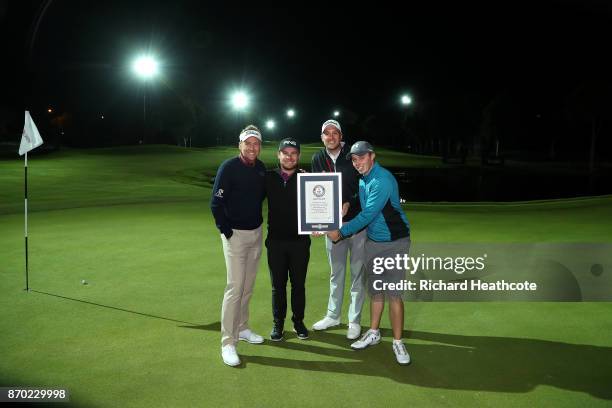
[1,146,611,407]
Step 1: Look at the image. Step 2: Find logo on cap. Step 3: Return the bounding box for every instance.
[279,138,300,152]
[239,129,262,142]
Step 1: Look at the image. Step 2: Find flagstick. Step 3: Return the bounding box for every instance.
[20,111,43,292]
[24,151,29,291]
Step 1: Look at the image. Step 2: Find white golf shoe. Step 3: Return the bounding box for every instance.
[221,345,240,367]
[350,329,381,350]
[347,323,361,340]
[312,316,340,331]
[392,340,411,365]
[238,329,264,344]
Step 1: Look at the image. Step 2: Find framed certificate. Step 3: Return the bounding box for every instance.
[297,173,343,234]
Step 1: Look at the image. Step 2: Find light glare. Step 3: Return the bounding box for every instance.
[231,91,249,110]
[132,56,158,79]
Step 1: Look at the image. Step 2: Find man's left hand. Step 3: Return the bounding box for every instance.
[342,202,350,217]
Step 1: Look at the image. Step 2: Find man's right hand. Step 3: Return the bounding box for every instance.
[326,230,341,243]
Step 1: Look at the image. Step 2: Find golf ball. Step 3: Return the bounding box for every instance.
[81,280,88,285]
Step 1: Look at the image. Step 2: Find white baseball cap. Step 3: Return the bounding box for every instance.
[321,119,342,134]
[239,129,262,142]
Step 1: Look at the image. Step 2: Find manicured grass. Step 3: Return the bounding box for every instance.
[0,144,445,215]
[1,145,611,407]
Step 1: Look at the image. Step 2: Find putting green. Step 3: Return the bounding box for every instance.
[1,146,611,407]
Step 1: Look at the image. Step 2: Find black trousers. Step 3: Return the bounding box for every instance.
[266,238,311,323]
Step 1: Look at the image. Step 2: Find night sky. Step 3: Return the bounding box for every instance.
[3,1,612,146]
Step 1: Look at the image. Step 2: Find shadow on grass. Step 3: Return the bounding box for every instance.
[180,321,221,331]
[31,290,199,326]
[185,321,612,399]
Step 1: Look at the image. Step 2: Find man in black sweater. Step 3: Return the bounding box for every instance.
[211,125,266,367]
[311,119,367,340]
[265,138,311,341]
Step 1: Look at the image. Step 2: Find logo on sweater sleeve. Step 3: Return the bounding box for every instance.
[214,188,224,198]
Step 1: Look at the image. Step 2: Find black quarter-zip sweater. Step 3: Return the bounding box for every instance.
[310,144,361,222]
[265,168,310,241]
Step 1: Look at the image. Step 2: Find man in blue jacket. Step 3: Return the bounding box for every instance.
[327,141,412,365]
[211,125,266,367]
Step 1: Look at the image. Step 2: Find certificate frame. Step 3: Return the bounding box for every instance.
[297,172,343,234]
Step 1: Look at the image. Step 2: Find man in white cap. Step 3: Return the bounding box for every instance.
[211,124,266,367]
[311,119,366,340]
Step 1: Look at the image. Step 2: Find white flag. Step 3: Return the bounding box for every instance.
[18,111,44,156]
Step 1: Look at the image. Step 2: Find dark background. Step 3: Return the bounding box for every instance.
[1,0,612,165]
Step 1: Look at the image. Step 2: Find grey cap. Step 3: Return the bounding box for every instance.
[346,141,374,160]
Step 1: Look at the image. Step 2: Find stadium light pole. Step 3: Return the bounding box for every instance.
[286,109,295,118]
[132,55,159,143]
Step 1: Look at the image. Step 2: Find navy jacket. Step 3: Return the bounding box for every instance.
[210,156,266,239]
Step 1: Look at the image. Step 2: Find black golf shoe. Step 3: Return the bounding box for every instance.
[293,320,309,340]
[270,320,284,341]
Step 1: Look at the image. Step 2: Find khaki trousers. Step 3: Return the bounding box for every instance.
[220,226,263,346]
